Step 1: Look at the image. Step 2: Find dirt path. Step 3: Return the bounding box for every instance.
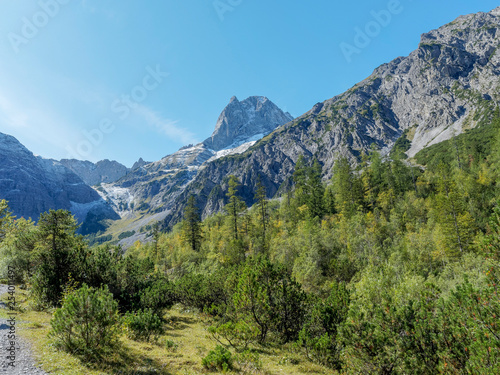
[0,285,47,374]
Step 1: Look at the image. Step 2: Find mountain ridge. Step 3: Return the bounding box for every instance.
[1,7,499,245]
[60,159,130,186]
[95,95,294,245]
[156,6,500,229]
[0,132,119,229]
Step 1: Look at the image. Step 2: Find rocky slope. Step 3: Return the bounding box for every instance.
[203,96,294,151]
[156,7,500,228]
[0,132,118,228]
[60,159,129,186]
[96,96,293,244]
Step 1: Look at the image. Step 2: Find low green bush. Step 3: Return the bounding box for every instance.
[202,345,233,372]
[208,320,259,351]
[164,339,179,352]
[234,350,262,373]
[123,308,164,342]
[49,284,119,361]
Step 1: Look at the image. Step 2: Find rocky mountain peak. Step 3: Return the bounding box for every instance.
[131,157,150,171]
[0,132,32,156]
[203,96,293,151]
[491,6,500,16]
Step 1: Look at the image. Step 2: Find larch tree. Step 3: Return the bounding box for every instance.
[0,199,13,243]
[432,164,474,258]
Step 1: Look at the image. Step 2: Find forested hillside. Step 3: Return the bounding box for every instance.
[1,107,500,374]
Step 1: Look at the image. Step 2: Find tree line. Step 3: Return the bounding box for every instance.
[1,108,500,372]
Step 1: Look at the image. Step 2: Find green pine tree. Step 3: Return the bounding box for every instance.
[182,195,203,252]
[33,209,85,306]
[225,175,246,240]
[254,175,269,248]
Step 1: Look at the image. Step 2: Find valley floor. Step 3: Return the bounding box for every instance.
[0,287,335,375]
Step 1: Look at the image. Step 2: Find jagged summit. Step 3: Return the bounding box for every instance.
[203,96,293,151]
[94,95,293,245]
[131,157,150,171]
[491,6,500,16]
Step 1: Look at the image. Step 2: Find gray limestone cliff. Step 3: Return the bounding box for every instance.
[0,132,118,228]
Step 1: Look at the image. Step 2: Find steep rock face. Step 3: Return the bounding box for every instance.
[160,7,500,227]
[60,159,129,186]
[203,96,293,151]
[131,158,150,171]
[0,132,118,225]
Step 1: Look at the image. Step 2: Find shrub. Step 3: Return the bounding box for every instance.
[234,350,262,373]
[298,282,350,369]
[123,308,164,342]
[208,320,259,351]
[175,270,230,315]
[165,339,179,352]
[202,345,233,372]
[232,256,307,343]
[139,278,175,315]
[49,284,119,360]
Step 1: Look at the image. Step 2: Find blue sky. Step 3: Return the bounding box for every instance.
[0,0,498,167]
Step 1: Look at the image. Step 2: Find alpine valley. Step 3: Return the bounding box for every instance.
[4,6,500,375]
[1,7,500,246]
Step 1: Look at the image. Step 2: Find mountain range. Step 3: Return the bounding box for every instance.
[0,7,499,245]
[154,7,500,237]
[0,132,119,231]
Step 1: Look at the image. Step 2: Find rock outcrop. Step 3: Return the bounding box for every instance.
[60,159,129,186]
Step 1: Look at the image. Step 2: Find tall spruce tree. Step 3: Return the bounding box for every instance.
[308,159,326,219]
[150,222,161,261]
[225,175,246,240]
[182,195,202,252]
[293,155,309,208]
[433,164,474,257]
[254,176,269,246]
[332,157,361,217]
[292,156,325,218]
[33,209,84,306]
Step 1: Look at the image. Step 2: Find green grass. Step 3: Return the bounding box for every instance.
[1,289,336,375]
[390,129,412,160]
